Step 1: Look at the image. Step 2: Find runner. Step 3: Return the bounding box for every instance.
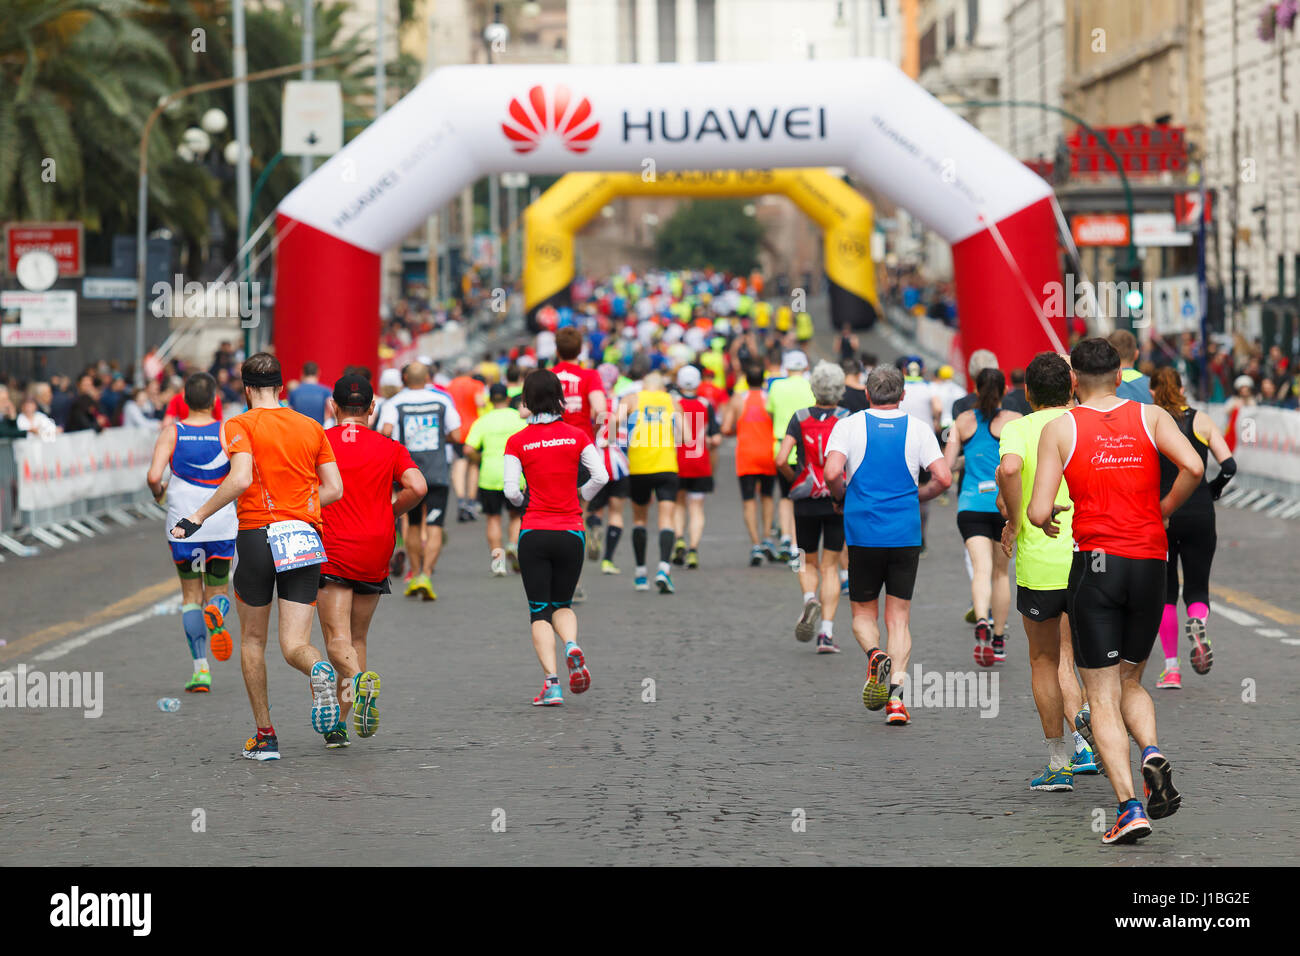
[503,370,608,706]
[1149,366,1237,688]
[1109,330,1154,403]
[317,374,427,748]
[776,361,850,653]
[722,363,777,565]
[671,366,721,569]
[464,384,528,576]
[898,357,943,555]
[943,367,1021,666]
[995,352,1097,792]
[170,352,344,761]
[379,362,462,601]
[767,350,815,562]
[1028,337,1204,844]
[146,372,237,694]
[447,356,487,522]
[825,366,952,725]
[620,369,681,593]
[552,327,608,560]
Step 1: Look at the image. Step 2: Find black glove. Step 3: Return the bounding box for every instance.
[1209,456,1237,500]
[172,516,203,538]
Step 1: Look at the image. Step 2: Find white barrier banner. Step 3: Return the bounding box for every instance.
[14,427,157,513]
[1231,405,1300,486]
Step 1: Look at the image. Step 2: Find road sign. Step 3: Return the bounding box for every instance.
[282,80,343,157]
[4,222,84,277]
[82,277,139,300]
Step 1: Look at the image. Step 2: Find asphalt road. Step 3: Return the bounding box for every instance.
[2,331,1297,865]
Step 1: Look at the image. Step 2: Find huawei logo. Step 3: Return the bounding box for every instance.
[502,85,600,154]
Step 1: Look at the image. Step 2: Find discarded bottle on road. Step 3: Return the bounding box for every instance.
[157,698,181,713]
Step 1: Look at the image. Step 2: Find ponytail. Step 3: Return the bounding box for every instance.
[975,368,1005,422]
[1150,366,1185,418]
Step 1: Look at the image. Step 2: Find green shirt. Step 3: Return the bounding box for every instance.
[998,408,1073,590]
[465,406,527,491]
[767,374,815,464]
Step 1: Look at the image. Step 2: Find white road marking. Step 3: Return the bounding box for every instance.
[1211,603,1261,628]
[1255,628,1288,639]
[1283,639,1300,646]
[28,600,181,664]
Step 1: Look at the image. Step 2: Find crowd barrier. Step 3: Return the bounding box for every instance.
[0,427,164,557]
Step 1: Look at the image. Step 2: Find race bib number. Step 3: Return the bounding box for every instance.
[266,519,326,572]
[977,480,997,495]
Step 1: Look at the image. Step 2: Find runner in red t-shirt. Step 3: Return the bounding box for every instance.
[670,366,720,569]
[317,374,426,746]
[503,370,608,707]
[1029,338,1204,846]
[164,390,223,424]
[550,327,607,440]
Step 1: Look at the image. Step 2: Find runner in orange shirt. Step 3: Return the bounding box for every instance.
[447,356,487,522]
[722,363,778,565]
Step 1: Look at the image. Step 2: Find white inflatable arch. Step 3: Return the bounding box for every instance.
[275,59,1061,380]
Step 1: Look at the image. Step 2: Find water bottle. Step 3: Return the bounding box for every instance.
[157,698,181,713]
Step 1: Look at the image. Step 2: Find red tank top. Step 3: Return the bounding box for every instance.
[676,396,714,478]
[736,390,776,476]
[1063,400,1166,561]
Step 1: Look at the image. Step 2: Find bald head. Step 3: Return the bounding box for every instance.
[403,362,428,387]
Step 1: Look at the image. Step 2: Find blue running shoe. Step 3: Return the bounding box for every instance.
[840,576,850,596]
[532,681,563,706]
[1070,744,1100,775]
[309,660,340,734]
[1030,764,1074,791]
[1141,748,1182,820]
[1102,800,1152,845]
[242,733,280,761]
[655,569,674,594]
[634,574,650,592]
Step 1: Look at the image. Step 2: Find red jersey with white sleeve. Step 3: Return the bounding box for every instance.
[504,420,607,531]
[1062,399,1167,561]
[552,361,602,439]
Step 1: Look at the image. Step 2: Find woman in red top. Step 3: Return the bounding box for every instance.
[722,363,778,564]
[504,370,609,707]
[671,365,721,568]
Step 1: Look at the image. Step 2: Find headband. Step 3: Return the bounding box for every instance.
[243,369,283,389]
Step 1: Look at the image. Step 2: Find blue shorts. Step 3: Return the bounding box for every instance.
[169,538,236,563]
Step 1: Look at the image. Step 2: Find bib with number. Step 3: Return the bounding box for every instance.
[266,519,326,572]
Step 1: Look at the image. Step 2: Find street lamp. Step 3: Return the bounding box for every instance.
[483,6,508,292]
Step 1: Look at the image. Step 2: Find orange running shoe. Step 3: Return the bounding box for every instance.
[885,698,910,726]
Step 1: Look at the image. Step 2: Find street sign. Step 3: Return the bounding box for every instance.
[1133,212,1193,247]
[1175,191,1213,229]
[1071,214,1129,246]
[4,222,84,277]
[0,290,77,346]
[282,80,343,157]
[1150,276,1200,334]
[82,277,139,300]
[500,172,529,189]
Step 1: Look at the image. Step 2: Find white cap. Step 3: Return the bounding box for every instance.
[417,355,434,366]
[676,365,701,393]
[783,350,809,371]
[379,368,402,388]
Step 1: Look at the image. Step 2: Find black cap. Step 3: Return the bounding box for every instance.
[488,383,509,401]
[333,373,373,408]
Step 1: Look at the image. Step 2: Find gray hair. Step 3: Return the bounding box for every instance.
[967,349,999,381]
[866,365,905,405]
[810,360,846,406]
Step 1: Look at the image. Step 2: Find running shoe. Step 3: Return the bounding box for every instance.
[490,550,508,577]
[507,546,520,574]
[1070,744,1100,775]
[686,549,699,569]
[634,574,650,592]
[586,530,602,561]
[309,660,341,735]
[565,642,591,694]
[778,538,793,563]
[1102,800,1152,845]
[1074,705,1096,752]
[815,635,841,654]
[750,546,764,567]
[992,633,1006,663]
[964,605,977,624]
[184,669,211,693]
[242,734,280,761]
[353,671,381,738]
[324,722,350,749]
[655,569,675,594]
[412,574,437,601]
[672,538,687,565]
[1141,749,1182,820]
[761,538,778,562]
[840,576,850,596]
[1186,618,1213,675]
[862,649,893,711]
[1030,764,1074,791]
[1156,667,1182,690]
[403,574,422,597]
[389,548,407,579]
[203,594,230,632]
[208,627,233,663]
[573,584,586,604]
[602,559,621,575]
[532,682,563,706]
[885,699,910,725]
[973,619,995,667]
[795,599,822,643]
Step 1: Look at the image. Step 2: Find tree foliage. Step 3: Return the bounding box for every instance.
[654,200,764,275]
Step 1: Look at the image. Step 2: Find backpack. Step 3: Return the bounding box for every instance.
[790,407,848,500]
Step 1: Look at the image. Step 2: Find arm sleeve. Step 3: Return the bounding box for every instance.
[579,443,609,501]
[503,454,525,507]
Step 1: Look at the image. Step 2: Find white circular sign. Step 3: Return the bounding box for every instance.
[15,250,58,291]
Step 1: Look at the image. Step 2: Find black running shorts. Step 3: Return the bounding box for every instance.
[319,572,391,595]
[848,545,921,602]
[517,529,585,623]
[1067,551,1166,668]
[410,484,450,527]
[477,487,523,517]
[1016,585,1068,622]
[957,510,1006,542]
[628,472,679,505]
[233,527,321,607]
[588,475,629,511]
[738,474,775,500]
[795,512,845,554]
[678,475,714,494]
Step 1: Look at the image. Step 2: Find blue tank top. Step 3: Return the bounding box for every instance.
[171,421,230,486]
[957,411,1000,514]
[844,412,921,548]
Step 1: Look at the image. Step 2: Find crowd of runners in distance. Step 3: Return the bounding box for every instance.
[150,266,1236,846]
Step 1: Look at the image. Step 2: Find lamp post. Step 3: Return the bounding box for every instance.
[483,5,508,293]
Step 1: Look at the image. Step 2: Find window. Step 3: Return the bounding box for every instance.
[920,24,938,71]
[945,12,956,51]
[967,0,979,45]
[696,0,716,62]
[657,0,676,62]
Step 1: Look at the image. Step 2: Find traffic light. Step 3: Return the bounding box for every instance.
[1119,259,1144,319]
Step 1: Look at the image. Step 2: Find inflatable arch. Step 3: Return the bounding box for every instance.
[276,58,1062,381]
[523,168,880,331]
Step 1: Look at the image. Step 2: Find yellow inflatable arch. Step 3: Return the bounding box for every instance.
[523,168,879,331]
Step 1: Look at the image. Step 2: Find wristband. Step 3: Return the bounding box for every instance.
[173,517,202,538]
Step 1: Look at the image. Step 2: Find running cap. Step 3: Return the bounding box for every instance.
[417,355,434,366]
[1234,375,1254,391]
[333,373,373,408]
[379,368,402,388]
[488,383,509,401]
[937,365,954,380]
[783,350,809,371]
[676,366,701,393]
